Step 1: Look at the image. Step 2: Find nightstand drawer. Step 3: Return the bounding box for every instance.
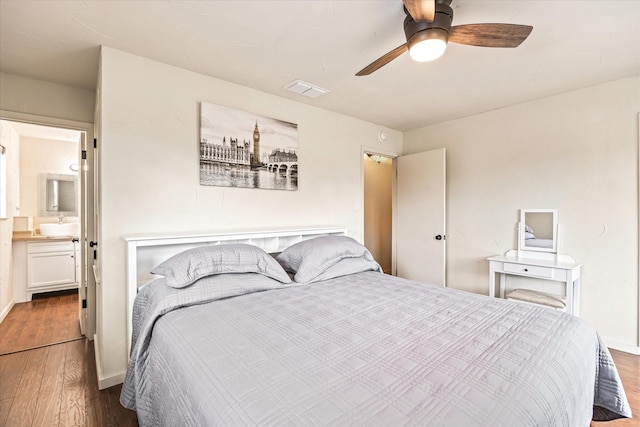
[503,263,554,278]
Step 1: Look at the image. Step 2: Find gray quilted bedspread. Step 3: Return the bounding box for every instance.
[121,271,632,426]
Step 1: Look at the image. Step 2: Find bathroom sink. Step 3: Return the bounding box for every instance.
[39,223,80,237]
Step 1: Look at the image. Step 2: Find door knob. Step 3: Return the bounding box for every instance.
[89,241,98,248]
[435,235,445,240]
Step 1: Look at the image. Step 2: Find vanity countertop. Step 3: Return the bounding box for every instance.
[12,232,78,242]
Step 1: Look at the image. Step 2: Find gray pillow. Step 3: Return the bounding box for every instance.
[151,243,292,288]
[308,257,381,283]
[276,235,377,283]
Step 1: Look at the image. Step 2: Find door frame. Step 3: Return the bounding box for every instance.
[0,109,96,339]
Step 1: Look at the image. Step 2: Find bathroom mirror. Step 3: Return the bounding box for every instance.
[518,209,558,253]
[39,173,78,217]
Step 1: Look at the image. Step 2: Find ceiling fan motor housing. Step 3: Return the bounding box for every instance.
[404,1,453,50]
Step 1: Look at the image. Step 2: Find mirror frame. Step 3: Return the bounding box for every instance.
[39,173,78,217]
[518,209,558,253]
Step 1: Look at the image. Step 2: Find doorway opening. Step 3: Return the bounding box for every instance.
[363,152,394,274]
[0,116,95,351]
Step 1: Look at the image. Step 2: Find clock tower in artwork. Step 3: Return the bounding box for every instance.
[252,121,261,167]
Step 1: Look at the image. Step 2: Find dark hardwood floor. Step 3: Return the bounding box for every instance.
[0,338,138,427]
[0,291,137,426]
[0,290,82,355]
[0,293,637,426]
[598,349,640,427]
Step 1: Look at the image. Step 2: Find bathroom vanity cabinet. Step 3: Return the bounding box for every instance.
[12,238,80,302]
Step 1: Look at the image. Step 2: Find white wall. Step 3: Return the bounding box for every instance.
[19,137,79,227]
[97,47,402,382]
[0,72,95,124]
[0,121,21,321]
[403,77,639,352]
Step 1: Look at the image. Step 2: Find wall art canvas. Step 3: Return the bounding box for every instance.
[199,102,299,191]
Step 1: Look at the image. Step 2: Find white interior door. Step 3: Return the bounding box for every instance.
[80,130,97,339]
[394,148,446,285]
[78,132,87,334]
[92,124,101,342]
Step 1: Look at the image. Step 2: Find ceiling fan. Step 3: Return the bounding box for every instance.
[356,0,533,76]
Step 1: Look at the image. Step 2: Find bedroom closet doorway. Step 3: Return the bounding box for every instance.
[0,113,96,343]
[363,153,393,274]
[363,148,446,286]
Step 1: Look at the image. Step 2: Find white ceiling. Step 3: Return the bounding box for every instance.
[1,1,639,131]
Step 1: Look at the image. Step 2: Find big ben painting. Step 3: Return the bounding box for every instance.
[199,102,299,191]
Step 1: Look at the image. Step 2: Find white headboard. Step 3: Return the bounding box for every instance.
[123,226,346,355]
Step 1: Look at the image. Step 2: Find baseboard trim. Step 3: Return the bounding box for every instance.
[0,299,15,323]
[93,334,126,390]
[604,337,640,355]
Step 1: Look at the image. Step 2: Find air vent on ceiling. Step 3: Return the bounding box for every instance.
[284,80,329,99]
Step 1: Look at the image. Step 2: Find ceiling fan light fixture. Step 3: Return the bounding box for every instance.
[356,1,531,76]
[408,28,448,62]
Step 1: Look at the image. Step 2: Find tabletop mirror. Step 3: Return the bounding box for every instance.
[518,209,558,253]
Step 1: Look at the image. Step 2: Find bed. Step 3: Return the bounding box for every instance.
[120,229,631,426]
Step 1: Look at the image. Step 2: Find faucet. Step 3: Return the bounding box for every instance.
[58,213,64,224]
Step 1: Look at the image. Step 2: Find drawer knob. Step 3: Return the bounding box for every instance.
[524,268,528,272]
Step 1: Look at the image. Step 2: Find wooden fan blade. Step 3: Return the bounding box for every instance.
[449,24,533,48]
[356,43,408,76]
[403,0,435,22]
